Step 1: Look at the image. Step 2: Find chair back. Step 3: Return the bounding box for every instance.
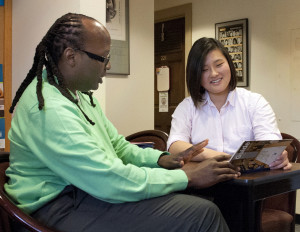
[281,132,300,163]
[261,132,300,232]
[0,152,58,232]
[125,130,168,151]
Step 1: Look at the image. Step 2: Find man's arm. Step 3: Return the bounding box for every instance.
[159,140,240,188]
[181,155,240,188]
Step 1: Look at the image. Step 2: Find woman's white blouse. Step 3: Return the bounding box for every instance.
[167,88,282,155]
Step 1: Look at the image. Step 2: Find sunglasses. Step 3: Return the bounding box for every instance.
[78,49,110,66]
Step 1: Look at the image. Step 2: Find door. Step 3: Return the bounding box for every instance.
[154,17,185,134]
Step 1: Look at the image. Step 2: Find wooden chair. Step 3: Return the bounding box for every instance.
[125,129,168,151]
[261,132,300,232]
[0,152,58,232]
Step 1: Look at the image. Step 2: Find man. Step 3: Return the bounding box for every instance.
[5,13,239,232]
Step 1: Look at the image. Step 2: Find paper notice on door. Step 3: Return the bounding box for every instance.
[159,91,168,112]
[156,66,170,92]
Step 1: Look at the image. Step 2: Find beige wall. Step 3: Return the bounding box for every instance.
[156,0,300,214]
[12,0,107,109]
[155,0,300,140]
[105,0,155,136]
[12,0,154,137]
[11,0,300,142]
[10,0,300,218]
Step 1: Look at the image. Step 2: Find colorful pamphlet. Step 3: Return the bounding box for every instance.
[230,139,292,173]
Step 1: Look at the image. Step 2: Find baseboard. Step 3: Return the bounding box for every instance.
[296,214,300,224]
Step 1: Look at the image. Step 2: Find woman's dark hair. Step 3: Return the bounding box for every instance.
[186,37,237,107]
[9,13,97,125]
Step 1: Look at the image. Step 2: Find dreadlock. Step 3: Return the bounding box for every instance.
[9,13,96,125]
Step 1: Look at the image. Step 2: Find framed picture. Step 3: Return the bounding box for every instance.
[215,18,248,87]
[106,0,130,75]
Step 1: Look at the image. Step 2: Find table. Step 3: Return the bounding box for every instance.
[188,163,300,232]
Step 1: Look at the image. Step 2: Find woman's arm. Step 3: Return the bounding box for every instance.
[169,140,230,162]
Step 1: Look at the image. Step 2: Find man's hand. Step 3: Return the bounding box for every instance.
[158,140,209,169]
[269,150,292,170]
[181,155,240,189]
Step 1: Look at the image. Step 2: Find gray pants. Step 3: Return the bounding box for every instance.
[31,186,229,232]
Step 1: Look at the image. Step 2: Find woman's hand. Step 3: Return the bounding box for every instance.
[269,150,292,170]
[191,148,231,162]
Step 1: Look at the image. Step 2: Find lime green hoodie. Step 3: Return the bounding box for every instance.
[5,71,188,214]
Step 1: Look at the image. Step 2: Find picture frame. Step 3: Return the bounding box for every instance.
[106,0,130,75]
[215,18,248,87]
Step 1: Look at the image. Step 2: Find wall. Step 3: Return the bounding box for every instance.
[105,0,155,136]
[12,0,155,137]
[155,0,300,214]
[155,0,300,139]
[12,0,106,111]
[11,0,300,151]
[10,0,300,216]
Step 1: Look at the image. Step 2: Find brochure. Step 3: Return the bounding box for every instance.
[229,139,292,173]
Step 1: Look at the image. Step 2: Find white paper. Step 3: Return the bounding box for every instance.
[256,146,286,165]
[159,92,168,112]
[156,66,170,92]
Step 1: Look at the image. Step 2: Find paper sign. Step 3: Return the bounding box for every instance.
[159,91,168,112]
[156,66,170,92]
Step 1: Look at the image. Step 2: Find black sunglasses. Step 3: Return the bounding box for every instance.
[78,49,110,66]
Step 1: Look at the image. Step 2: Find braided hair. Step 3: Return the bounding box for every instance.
[9,13,96,125]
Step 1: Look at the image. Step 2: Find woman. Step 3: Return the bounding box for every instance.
[167,37,291,170]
